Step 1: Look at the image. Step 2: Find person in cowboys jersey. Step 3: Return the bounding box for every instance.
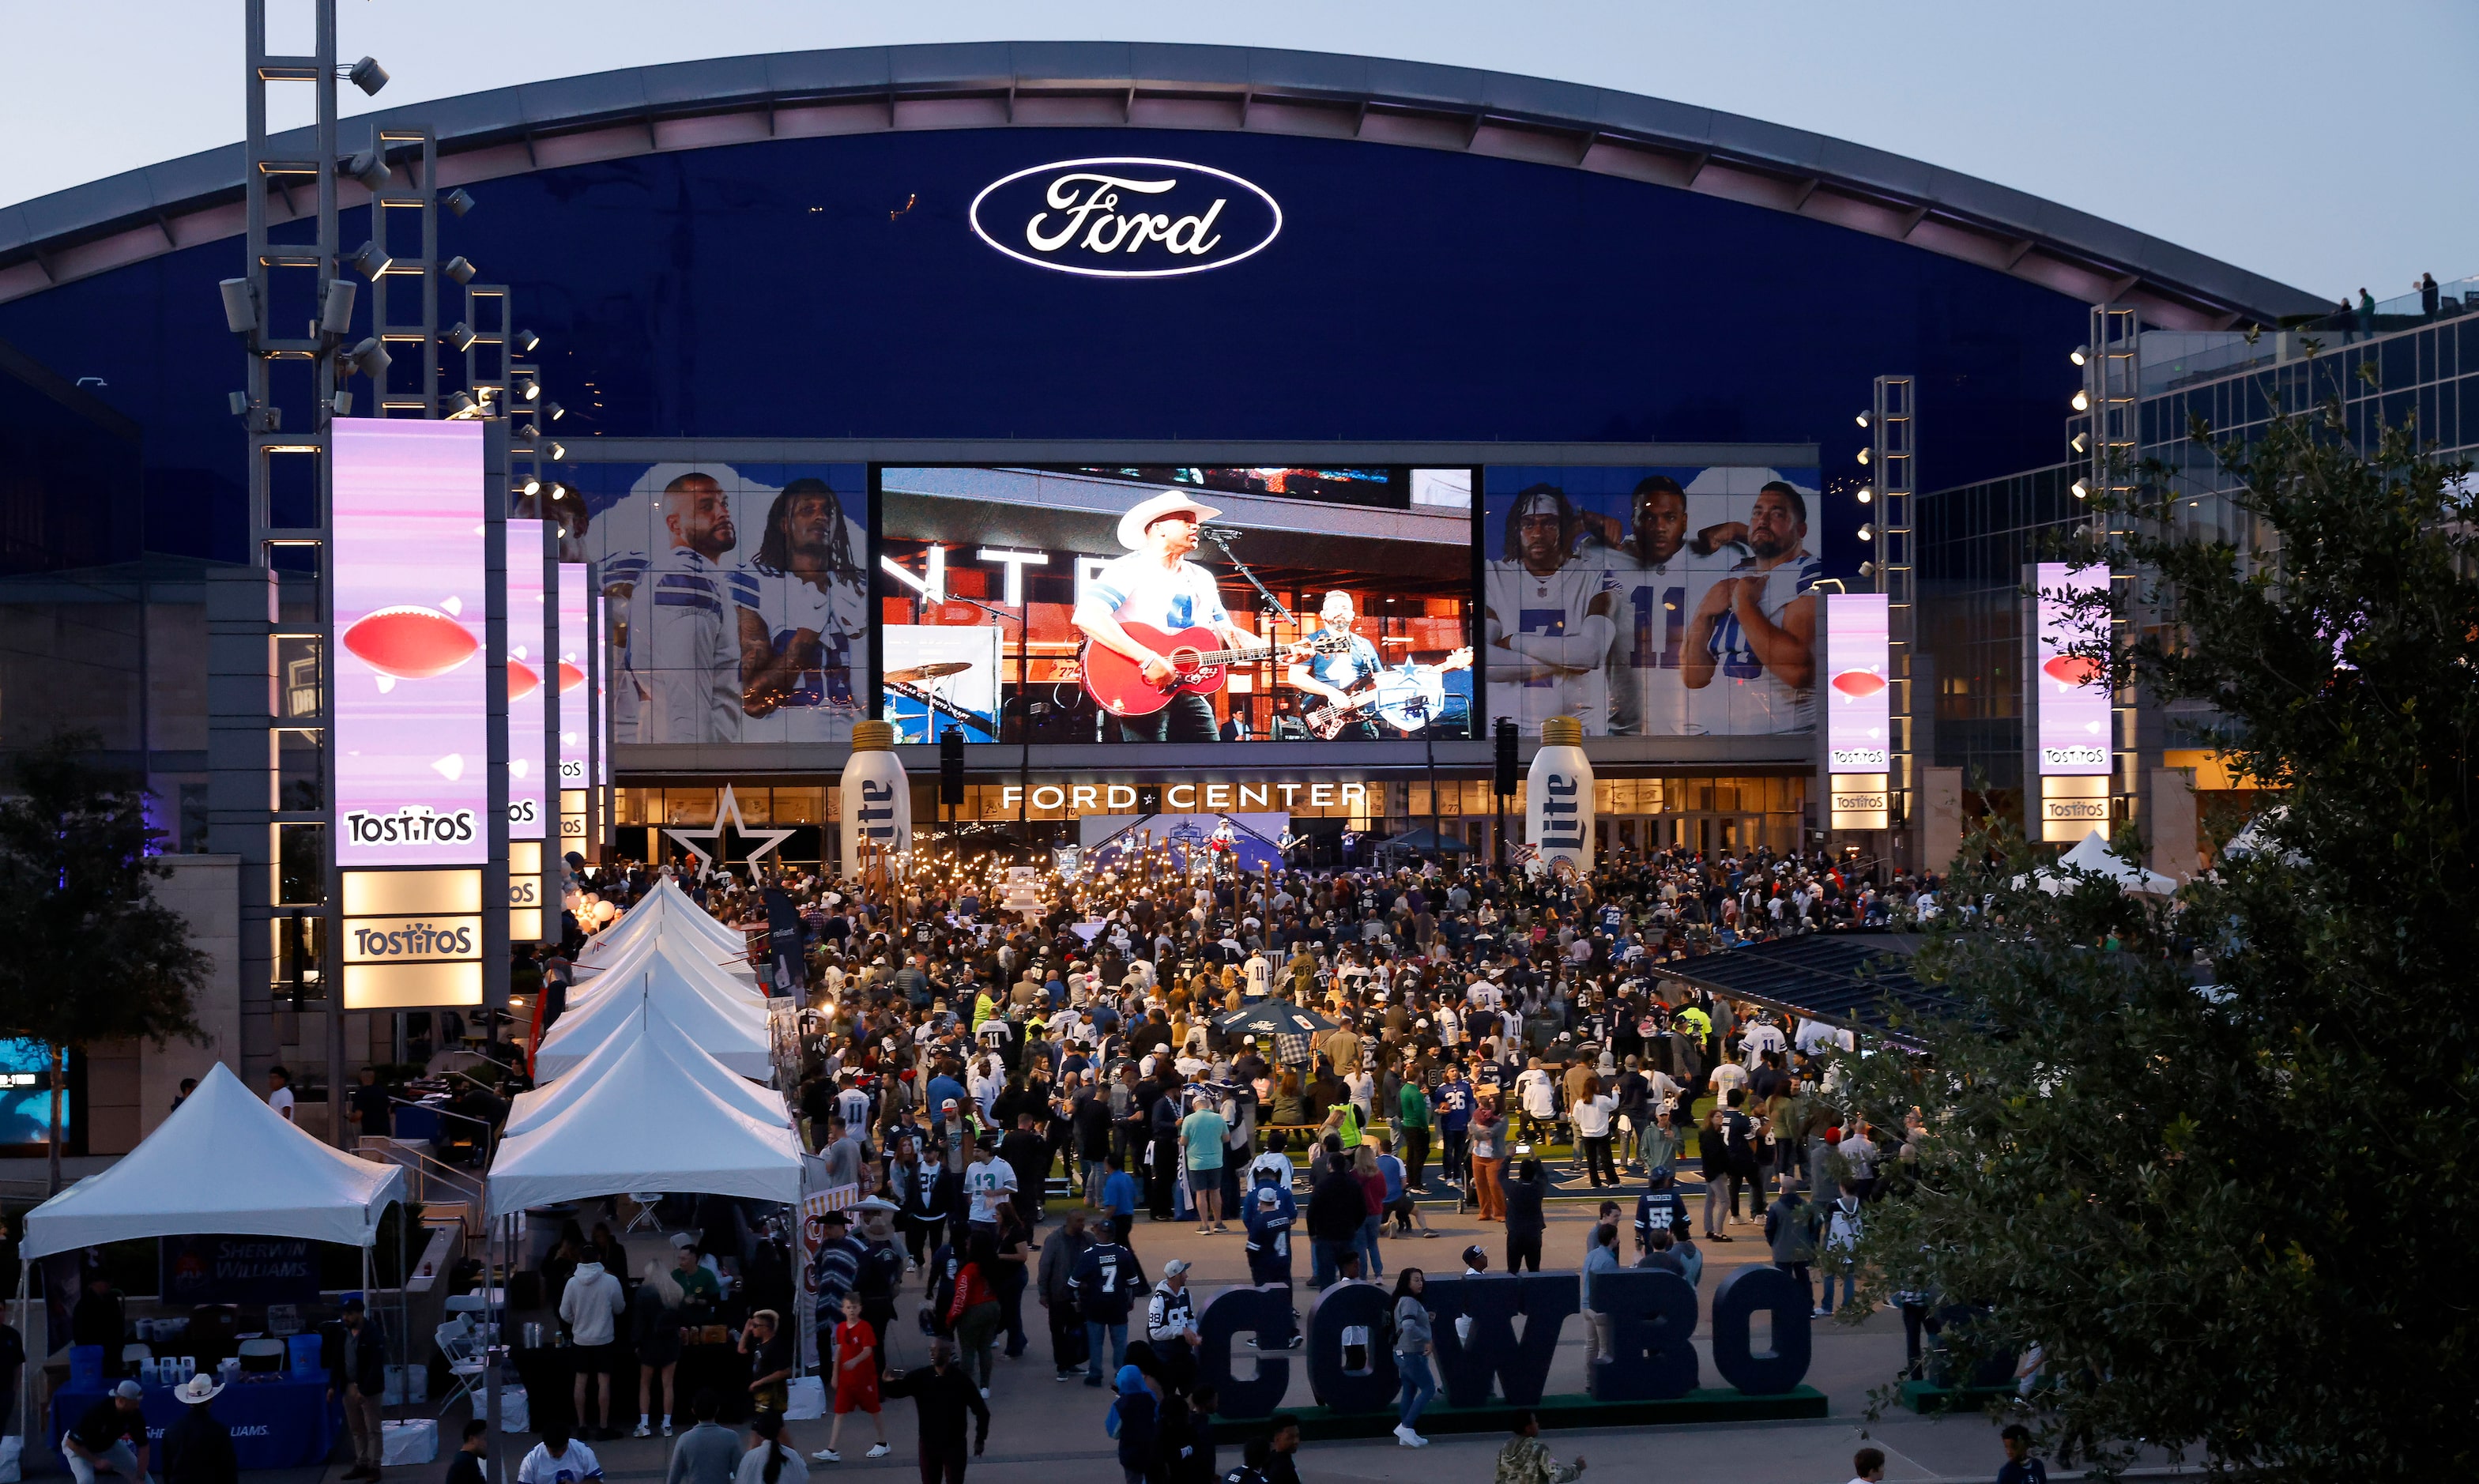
[1286,590,1385,739]
[1684,480,1819,734]
[604,471,755,744]
[1485,483,1618,733]
[739,476,867,740]
[1573,476,1748,736]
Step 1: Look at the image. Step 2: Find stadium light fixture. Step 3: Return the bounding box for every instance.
[345,56,389,96]
[1856,447,1871,465]
[2071,390,2090,412]
[544,401,565,421]
[548,442,567,461]
[2070,479,2090,499]
[443,255,476,284]
[446,322,477,353]
[1859,560,1876,580]
[517,378,541,402]
[217,278,258,336]
[329,390,353,416]
[1856,523,1874,542]
[513,328,541,355]
[346,151,390,193]
[346,337,390,379]
[2070,344,2089,367]
[227,390,249,416]
[519,476,541,498]
[1855,412,1871,429]
[443,189,475,217]
[347,239,390,281]
[2070,431,2089,454]
[446,390,478,417]
[318,279,356,335]
[1855,487,1873,504]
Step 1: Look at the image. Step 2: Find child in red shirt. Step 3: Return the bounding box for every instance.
[815,1293,888,1463]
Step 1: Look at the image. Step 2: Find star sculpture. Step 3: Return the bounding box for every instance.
[661,784,797,881]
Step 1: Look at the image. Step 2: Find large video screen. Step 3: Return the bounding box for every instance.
[330,420,489,865]
[877,466,1475,744]
[569,462,871,744]
[1481,464,1824,738]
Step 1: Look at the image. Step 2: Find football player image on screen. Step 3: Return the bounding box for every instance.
[1683,480,1819,734]
[1287,590,1387,739]
[1072,489,1270,742]
[1574,475,1749,736]
[738,476,866,740]
[1486,482,1617,733]
[604,470,757,744]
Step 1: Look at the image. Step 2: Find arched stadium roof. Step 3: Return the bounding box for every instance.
[0,41,2322,329]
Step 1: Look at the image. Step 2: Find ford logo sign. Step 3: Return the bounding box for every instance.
[969,157,1281,279]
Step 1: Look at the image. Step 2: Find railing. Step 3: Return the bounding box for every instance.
[356,1136,487,1236]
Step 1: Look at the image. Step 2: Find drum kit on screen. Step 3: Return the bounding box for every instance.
[883,660,981,742]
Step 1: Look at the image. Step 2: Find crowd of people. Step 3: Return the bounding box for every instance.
[393,836,2049,1484]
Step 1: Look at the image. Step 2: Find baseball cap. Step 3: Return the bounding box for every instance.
[1162,1258,1191,1277]
[1461,1244,1487,1268]
[1255,1187,1280,1207]
[115,1380,143,1401]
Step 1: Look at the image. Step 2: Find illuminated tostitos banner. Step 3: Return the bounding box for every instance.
[559,563,590,849]
[332,421,489,868]
[2033,561,2112,776]
[506,519,549,838]
[1822,593,1889,771]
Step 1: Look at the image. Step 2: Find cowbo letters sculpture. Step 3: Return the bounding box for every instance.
[1196,1269,1810,1419]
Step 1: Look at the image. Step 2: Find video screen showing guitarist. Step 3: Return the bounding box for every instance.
[1072,491,1271,741]
[1286,591,1387,738]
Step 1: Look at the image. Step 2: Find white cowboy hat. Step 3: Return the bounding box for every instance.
[1114,490,1222,552]
[175,1373,224,1405]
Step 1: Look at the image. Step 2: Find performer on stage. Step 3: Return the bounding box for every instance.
[1285,591,1386,740]
[1072,491,1268,742]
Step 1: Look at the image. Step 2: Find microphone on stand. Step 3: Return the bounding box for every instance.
[1198,526,1244,545]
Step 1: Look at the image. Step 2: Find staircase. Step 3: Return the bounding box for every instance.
[356,1136,488,1237]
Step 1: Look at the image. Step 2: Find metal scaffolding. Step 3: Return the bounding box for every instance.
[1870,374,1917,857]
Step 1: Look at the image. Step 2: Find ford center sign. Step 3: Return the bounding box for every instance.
[969,158,1281,278]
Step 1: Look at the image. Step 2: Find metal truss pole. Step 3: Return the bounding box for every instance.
[367,125,440,418]
[1871,375,1916,869]
[2086,305,2142,833]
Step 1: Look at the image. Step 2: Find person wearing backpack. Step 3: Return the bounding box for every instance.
[1819,1180,1865,1317]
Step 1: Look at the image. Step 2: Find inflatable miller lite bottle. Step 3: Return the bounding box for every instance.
[1526,715,1595,877]
[838,720,912,872]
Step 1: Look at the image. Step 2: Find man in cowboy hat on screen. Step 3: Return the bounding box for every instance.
[1072,489,1268,742]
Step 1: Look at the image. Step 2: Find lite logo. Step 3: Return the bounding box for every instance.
[1538,774,1585,851]
[970,158,1282,278]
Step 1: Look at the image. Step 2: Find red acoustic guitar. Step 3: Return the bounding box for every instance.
[1080,621,1347,718]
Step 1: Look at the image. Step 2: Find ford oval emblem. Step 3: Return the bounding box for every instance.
[968,157,1282,279]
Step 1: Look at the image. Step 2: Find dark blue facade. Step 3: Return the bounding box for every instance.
[0,126,2089,567]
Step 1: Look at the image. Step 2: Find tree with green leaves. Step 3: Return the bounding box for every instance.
[1839,392,2477,1481]
[0,732,211,1192]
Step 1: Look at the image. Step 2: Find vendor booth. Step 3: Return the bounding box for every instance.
[21,1064,404,1471]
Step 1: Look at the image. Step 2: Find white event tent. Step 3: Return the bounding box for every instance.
[578,876,751,972]
[508,1009,789,1138]
[565,929,765,1016]
[2031,830,2182,897]
[486,1026,802,1215]
[21,1063,405,1260]
[534,942,773,1081]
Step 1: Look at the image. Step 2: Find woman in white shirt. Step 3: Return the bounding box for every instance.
[1571,1076,1620,1188]
[734,1414,807,1484]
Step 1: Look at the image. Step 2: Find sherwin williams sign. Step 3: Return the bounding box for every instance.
[1822,593,1889,770]
[2034,561,2112,775]
[332,420,488,867]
